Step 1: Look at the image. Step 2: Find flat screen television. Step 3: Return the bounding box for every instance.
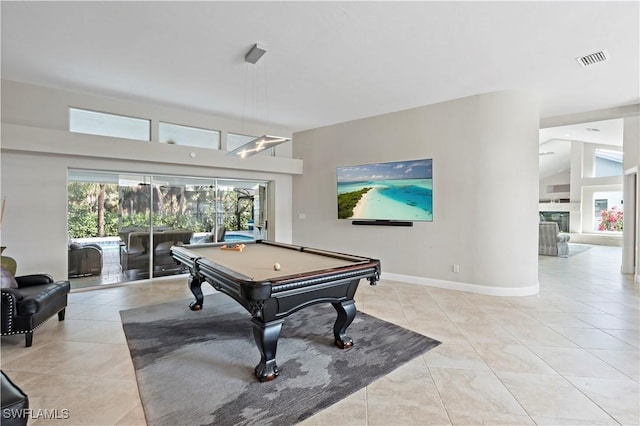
[337,158,433,222]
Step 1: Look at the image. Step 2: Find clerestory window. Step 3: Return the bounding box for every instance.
[159,122,220,149]
[69,107,151,141]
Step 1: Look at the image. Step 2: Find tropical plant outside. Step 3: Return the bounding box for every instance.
[68,182,255,238]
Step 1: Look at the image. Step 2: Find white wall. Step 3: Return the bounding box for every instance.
[539,170,571,202]
[540,139,629,234]
[292,90,540,296]
[622,116,640,279]
[573,142,624,233]
[0,80,302,280]
[1,80,296,154]
[623,116,640,171]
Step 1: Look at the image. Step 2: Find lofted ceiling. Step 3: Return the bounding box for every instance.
[1,1,638,135]
[539,118,624,179]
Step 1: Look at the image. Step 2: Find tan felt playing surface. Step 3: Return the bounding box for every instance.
[191,244,360,281]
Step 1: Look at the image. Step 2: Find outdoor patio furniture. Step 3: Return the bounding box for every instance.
[206,226,226,243]
[120,229,193,274]
[68,243,103,277]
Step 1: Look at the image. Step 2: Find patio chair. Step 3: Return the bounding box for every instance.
[68,243,103,277]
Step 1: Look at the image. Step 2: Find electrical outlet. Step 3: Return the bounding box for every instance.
[452,264,460,273]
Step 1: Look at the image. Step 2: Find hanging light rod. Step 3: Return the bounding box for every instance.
[234,43,290,159]
[227,135,291,158]
[245,43,267,64]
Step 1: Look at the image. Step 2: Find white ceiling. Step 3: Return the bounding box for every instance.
[538,118,624,179]
[1,1,638,134]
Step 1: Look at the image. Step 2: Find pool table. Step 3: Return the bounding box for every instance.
[171,240,381,382]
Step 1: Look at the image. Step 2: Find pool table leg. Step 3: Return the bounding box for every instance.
[332,300,356,349]
[252,318,284,382]
[188,274,206,311]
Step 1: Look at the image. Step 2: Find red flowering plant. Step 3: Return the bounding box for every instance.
[598,207,623,232]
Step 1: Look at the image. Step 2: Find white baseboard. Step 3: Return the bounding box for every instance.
[381,272,539,297]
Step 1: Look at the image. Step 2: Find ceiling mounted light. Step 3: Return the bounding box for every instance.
[229,43,291,158]
[245,43,267,64]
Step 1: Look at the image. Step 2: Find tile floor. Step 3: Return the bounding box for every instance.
[2,244,638,425]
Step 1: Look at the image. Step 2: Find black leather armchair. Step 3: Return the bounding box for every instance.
[1,274,70,347]
[1,370,28,426]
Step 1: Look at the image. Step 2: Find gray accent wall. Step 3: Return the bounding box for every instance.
[292,90,540,296]
[0,80,301,280]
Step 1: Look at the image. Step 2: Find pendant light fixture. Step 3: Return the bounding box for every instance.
[227,43,291,158]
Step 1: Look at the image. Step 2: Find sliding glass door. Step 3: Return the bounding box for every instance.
[67,170,268,288]
[118,175,152,280]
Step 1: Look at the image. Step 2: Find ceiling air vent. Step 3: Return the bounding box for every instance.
[576,50,609,67]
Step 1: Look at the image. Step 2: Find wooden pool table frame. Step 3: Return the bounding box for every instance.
[171,240,381,381]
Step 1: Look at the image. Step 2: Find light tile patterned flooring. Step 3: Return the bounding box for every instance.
[1,244,638,425]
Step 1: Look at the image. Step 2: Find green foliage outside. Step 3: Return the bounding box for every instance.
[337,188,371,219]
[68,206,119,238]
[67,182,255,239]
[119,213,212,232]
[68,183,119,238]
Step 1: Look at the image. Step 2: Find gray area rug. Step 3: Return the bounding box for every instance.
[568,243,593,257]
[120,293,440,426]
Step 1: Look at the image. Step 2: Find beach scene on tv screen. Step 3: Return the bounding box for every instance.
[337,159,433,221]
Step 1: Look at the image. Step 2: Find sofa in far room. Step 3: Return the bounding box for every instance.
[539,221,570,257]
